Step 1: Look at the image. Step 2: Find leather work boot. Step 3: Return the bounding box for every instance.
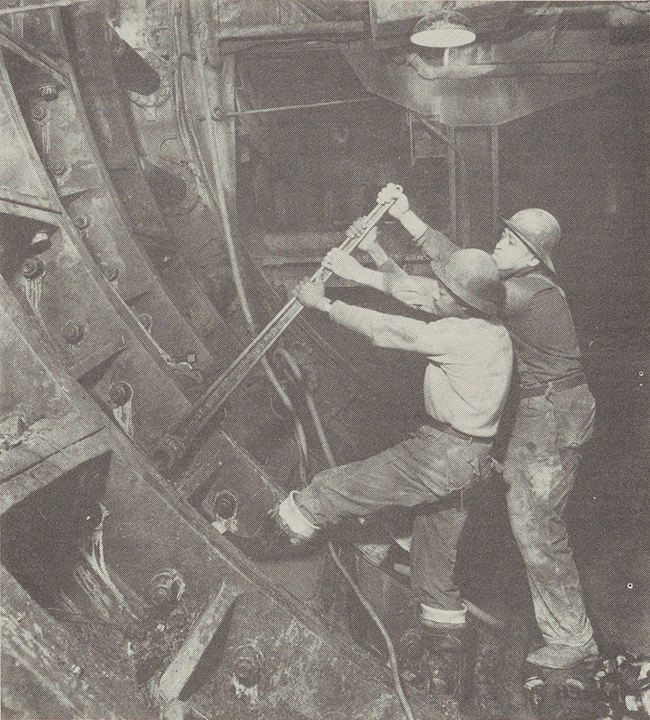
[421,621,476,704]
[225,508,315,562]
[527,638,600,669]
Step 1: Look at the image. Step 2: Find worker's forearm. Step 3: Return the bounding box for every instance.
[396,210,429,240]
[353,265,388,292]
[363,241,391,266]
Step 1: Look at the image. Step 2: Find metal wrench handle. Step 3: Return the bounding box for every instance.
[151,189,401,473]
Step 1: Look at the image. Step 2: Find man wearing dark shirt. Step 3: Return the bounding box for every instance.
[369,184,598,670]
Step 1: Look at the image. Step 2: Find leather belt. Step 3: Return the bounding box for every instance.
[425,419,494,445]
[519,373,587,399]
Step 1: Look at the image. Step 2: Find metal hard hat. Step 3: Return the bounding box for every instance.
[431,249,504,317]
[501,208,561,273]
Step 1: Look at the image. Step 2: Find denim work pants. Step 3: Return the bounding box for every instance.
[294,425,492,610]
[504,383,596,647]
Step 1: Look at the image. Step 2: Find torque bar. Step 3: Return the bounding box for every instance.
[151,192,400,473]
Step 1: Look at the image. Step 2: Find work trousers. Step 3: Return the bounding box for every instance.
[294,425,492,610]
[504,383,596,647]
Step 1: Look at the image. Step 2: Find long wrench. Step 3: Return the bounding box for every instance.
[151,190,401,473]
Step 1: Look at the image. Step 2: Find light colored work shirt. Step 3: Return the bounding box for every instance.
[328,301,513,437]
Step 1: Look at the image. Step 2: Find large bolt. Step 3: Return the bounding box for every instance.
[47,160,66,176]
[74,215,90,230]
[62,323,84,345]
[21,257,45,279]
[101,264,120,282]
[31,105,47,122]
[214,491,237,520]
[233,646,262,687]
[148,569,185,606]
[108,382,133,407]
[39,84,59,101]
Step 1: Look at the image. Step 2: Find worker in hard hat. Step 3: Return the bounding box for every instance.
[231,246,512,702]
[373,183,599,671]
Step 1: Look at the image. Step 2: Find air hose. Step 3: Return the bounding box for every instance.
[278,350,416,720]
[189,30,415,708]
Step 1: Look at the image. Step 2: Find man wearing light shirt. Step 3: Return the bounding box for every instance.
[233,243,512,700]
[375,183,599,671]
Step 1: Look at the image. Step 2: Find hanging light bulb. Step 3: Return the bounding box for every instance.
[410,10,476,48]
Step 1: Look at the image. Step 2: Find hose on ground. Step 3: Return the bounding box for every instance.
[279,349,416,720]
[185,17,414,716]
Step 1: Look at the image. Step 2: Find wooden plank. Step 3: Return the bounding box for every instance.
[158,580,243,704]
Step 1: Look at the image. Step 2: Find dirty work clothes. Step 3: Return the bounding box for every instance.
[295,425,494,610]
[501,269,583,388]
[399,223,596,648]
[327,301,513,437]
[412,227,584,388]
[504,382,596,647]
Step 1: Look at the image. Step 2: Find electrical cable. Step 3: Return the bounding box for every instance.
[178,15,419,716]
[176,7,312,467]
[278,349,416,720]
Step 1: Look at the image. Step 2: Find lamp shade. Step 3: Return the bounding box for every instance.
[410,10,476,48]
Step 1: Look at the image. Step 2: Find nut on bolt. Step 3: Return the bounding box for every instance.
[39,84,59,101]
[148,568,185,606]
[62,323,84,345]
[21,257,45,279]
[233,645,262,687]
[108,381,133,407]
[74,215,90,230]
[31,105,47,122]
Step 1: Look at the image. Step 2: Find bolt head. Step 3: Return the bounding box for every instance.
[47,160,66,176]
[21,257,45,279]
[214,491,237,520]
[74,215,90,230]
[101,264,120,282]
[39,84,59,101]
[138,313,153,332]
[62,323,84,345]
[31,105,47,122]
[108,382,133,406]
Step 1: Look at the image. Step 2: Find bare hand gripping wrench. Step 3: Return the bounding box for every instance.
[151,189,401,473]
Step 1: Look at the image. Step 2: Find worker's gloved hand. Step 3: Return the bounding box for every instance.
[347,218,379,252]
[377,183,409,218]
[322,248,365,282]
[293,276,326,308]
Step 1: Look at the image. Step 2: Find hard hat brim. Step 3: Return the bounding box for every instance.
[431,262,499,317]
[500,217,556,274]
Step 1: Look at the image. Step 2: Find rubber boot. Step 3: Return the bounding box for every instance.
[422,621,476,705]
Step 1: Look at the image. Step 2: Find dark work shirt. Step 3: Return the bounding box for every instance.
[413,226,584,388]
[502,270,583,387]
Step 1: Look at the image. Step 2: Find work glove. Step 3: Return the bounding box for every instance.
[377,183,409,218]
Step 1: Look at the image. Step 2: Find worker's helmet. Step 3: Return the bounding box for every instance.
[431,249,504,318]
[501,208,561,273]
